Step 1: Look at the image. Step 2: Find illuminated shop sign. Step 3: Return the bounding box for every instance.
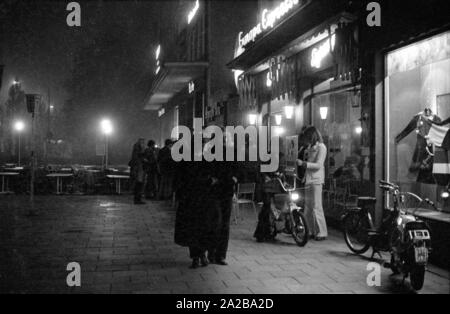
[311,34,335,69]
[238,0,302,52]
[188,81,195,94]
[187,0,200,24]
[155,44,161,74]
[155,45,161,60]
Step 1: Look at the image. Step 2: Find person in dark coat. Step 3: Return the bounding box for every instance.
[207,156,237,265]
[144,140,159,199]
[129,138,146,205]
[174,155,221,269]
[158,139,175,200]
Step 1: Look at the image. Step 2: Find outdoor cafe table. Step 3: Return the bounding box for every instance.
[106,174,130,195]
[46,173,74,195]
[0,172,19,194]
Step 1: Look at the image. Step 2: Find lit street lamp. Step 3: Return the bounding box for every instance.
[100,119,113,169]
[14,120,25,166]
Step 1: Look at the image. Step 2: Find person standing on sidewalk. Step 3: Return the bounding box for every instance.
[129,138,146,205]
[297,126,328,241]
[158,139,175,200]
[144,140,159,200]
[207,134,238,266]
[174,141,220,269]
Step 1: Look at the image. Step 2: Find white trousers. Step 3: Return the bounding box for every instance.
[304,184,328,238]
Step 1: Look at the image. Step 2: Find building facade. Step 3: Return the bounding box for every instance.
[144,0,257,145]
[225,0,450,267]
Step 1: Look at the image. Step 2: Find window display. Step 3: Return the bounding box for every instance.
[386,31,450,212]
[311,89,364,218]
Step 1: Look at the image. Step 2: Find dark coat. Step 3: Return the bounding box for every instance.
[174,160,221,249]
[129,142,145,183]
[158,146,175,176]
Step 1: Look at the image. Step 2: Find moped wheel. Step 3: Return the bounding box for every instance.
[410,264,425,291]
[268,213,277,240]
[291,210,308,247]
[390,255,401,275]
[343,212,371,254]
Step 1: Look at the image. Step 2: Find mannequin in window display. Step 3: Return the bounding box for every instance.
[395,108,441,184]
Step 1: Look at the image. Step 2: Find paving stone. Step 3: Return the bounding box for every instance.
[0,195,448,294]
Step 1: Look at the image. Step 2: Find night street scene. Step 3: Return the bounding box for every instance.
[0,0,450,299]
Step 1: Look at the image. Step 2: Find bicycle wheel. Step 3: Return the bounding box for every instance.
[291,210,308,247]
[343,212,371,254]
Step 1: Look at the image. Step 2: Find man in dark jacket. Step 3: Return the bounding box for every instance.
[144,140,159,199]
[207,135,238,266]
[174,152,221,269]
[158,139,176,200]
[129,138,146,204]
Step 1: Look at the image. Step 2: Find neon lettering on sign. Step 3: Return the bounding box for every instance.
[155,44,161,74]
[187,0,200,24]
[155,45,161,60]
[238,0,300,52]
[311,34,335,69]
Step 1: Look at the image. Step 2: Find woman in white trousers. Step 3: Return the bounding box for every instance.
[297,126,328,241]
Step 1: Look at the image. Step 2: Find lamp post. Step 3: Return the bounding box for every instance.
[14,120,25,166]
[100,119,113,169]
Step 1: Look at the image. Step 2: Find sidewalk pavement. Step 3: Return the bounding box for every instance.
[0,195,448,294]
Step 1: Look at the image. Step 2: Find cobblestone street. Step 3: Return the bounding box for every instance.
[0,195,448,294]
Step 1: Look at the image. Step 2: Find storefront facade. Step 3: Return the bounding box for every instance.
[369,0,450,267]
[228,0,371,221]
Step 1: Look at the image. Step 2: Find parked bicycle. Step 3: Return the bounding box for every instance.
[342,180,432,290]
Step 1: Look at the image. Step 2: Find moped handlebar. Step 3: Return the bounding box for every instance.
[379,180,399,189]
[273,174,303,193]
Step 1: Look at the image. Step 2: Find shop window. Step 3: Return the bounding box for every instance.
[311,89,365,218]
[386,31,450,213]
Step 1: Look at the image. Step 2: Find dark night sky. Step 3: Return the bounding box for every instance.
[0,0,172,164]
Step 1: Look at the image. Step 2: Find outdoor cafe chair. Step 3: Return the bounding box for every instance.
[233,182,257,224]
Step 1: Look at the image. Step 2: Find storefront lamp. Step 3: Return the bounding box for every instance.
[355,126,363,135]
[275,114,282,126]
[266,72,272,87]
[248,114,257,125]
[274,126,285,136]
[284,106,294,120]
[441,191,449,199]
[320,107,328,120]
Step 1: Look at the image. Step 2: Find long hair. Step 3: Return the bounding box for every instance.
[301,126,323,147]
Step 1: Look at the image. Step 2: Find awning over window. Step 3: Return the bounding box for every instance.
[144,61,208,110]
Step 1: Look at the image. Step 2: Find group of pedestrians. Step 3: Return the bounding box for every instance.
[173,136,237,268]
[129,125,328,269]
[128,138,175,204]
